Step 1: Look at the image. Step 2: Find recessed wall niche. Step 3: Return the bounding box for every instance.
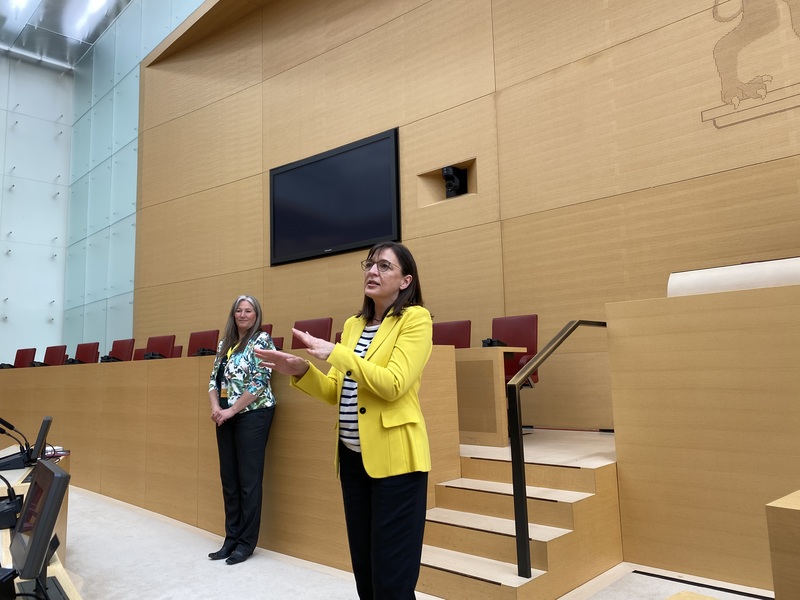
[416,158,476,207]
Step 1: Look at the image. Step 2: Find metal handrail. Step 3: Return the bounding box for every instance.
[506,319,607,578]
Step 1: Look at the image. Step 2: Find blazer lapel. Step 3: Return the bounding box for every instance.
[365,315,399,360]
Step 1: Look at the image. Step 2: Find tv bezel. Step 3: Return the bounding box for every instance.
[10,459,70,581]
[269,128,401,267]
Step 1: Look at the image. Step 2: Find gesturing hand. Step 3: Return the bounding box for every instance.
[289,328,335,360]
[254,347,311,377]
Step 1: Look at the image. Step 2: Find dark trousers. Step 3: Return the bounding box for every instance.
[216,406,274,554]
[338,441,429,600]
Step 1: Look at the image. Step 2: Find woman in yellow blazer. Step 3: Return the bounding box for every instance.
[256,241,432,600]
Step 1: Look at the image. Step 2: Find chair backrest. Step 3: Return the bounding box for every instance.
[334,331,342,344]
[261,323,273,335]
[74,342,100,364]
[43,345,67,366]
[108,338,135,361]
[13,348,36,368]
[187,329,220,357]
[491,314,539,384]
[133,348,146,360]
[272,336,284,350]
[172,345,183,358]
[145,335,175,359]
[291,317,333,349]
[432,320,471,348]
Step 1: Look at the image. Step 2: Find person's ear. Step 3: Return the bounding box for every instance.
[400,275,412,290]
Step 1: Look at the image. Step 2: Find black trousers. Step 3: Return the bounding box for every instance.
[338,441,429,600]
[215,406,274,554]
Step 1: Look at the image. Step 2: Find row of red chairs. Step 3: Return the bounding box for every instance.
[431,315,539,384]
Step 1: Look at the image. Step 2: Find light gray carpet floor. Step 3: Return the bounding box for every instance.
[63,487,773,600]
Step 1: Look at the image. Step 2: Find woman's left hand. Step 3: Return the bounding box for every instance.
[290,328,335,360]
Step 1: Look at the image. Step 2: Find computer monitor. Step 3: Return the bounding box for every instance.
[9,460,70,599]
[25,416,53,466]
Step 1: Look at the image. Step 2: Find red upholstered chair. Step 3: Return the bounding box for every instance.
[133,348,146,361]
[261,324,273,335]
[32,345,67,367]
[334,331,342,344]
[291,317,333,349]
[432,320,471,348]
[187,330,220,357]
[144,335,175,359]
[107,338,135,362]
[492,314,538,385]
[272,336,284,350]
[72,342,100,364]
[171,345,183,358]
[13,347,36,368]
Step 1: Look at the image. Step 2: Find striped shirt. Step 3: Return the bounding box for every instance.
[339,324,379,452]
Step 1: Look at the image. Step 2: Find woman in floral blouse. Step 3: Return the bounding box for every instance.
[207,294,275,565]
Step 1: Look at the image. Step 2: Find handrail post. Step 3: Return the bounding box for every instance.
[507,382,532,578]
[505,319,607,579]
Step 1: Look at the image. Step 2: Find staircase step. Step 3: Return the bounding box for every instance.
[442,477,593,503]
[421,544,544,588]
[427,506,570,541]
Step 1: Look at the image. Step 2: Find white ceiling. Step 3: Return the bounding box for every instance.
[0,0,132,70]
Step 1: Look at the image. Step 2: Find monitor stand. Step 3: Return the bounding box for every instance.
[15,535,66,600]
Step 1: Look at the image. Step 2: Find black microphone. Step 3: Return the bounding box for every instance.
[0,418,29,457]
[0,427,24,456]
[0,472,21,529]
[0,426,27,471]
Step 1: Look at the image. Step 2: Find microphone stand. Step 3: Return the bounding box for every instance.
[0,429,26,471]
[0,472,20,529]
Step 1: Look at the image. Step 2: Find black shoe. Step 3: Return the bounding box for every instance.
[225,550,250,565]
[208,544,235,560]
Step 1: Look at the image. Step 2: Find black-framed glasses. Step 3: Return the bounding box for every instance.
[361,259,398,273]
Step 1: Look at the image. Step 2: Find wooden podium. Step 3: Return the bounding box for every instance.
[453,346,525,447]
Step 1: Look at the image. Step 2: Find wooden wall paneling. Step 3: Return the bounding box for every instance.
[404,223,506,344]
[136,175,264,289]
[261,250,365,344]
[59,365,104,491]
[133,269,264,345]
[521,351,613,431]
[139,83,263,207]
[0,370,35,441]
[144,360,201,524]
[261,0,495,170]
[620,156,800,301]
[766,490,800,599]
[501,201,626,353]
[261,0,428,80]
[607,285,800,589]
[196,356,224,536]
[492,0,709,91]
[100,362,148,507]
[399,96,500,239]
[141,6,264,131]
[496,8,800,223]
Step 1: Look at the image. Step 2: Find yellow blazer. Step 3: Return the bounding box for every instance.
[292,305,433,478]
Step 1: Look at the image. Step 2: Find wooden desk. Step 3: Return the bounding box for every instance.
[453,346,525,447]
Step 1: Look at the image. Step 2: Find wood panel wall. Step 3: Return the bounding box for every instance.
[136,0,800,431]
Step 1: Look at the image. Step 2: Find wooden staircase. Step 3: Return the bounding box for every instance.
[417,452,623,599]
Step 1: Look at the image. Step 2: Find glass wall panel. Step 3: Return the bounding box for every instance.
[7,60,72,122]
[71,110,92,183]
[0,56,9,111]
[63,306,85,356]
[92,27,116,104]
[115,0,143,84]
[84,299,109,354]
[4,113,71,183]
[172,0,201,28]
[0,177,68,245]
[88,157,112,236]
[106,292,134,354]
[90,91,114,169]
[73,50,94,123]
[68,174,90,245]
[65,241,87,310]
[85,229,110,305]
[110,140,138,223]
[113,68,139,153]
[108,215,136,297]
[141,0,173,57]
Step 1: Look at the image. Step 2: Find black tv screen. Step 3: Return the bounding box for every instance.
[269,128,400,266]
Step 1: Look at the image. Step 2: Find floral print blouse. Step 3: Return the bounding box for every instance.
[208,332,276,411]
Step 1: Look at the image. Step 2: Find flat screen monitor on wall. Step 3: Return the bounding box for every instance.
[269,128,400,266]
